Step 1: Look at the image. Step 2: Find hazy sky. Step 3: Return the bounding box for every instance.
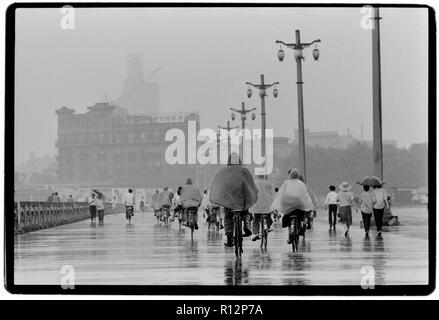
[14,7,429,165]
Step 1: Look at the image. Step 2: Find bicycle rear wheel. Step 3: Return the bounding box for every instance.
[234,214,243,259]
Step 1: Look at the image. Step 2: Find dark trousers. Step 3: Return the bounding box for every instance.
[328,204,337,226]
[97,209,104,221]
[373,208,384,232]
[361,212,372,232]
[252,214,273,235]
[89,205,97,220]
[224,209,251,236]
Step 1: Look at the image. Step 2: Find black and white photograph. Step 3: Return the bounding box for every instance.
[6,3,434,294]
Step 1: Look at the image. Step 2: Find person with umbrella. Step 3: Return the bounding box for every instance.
[359,184,374,237]
[371,183,389,238]
[88,192,97,221]
[359,175,388,238]
[337,181,357,237]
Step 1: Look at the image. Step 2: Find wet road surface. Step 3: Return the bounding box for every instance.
[14,207,428,285]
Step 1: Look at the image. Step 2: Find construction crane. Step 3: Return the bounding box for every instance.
[145,66,161,83]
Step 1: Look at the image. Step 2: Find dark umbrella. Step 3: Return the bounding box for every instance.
[357,175,383,187]
[92,189,104,197]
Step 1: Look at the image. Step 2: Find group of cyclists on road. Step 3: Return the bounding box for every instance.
[116,153,320,256]
[90,152,388,258]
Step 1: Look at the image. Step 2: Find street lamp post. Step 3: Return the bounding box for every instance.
[371,7,384,182]
[217,120,239,158]
[246,74,279,178]
[276,30,321,183]
[230,102,256,162]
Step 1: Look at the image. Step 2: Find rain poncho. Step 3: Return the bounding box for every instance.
[159,190,172,207]
[152,193,161,210]
[209,165,258,211]
[181,185,202,208]
[272,179,314,214]
[250,178,275,214]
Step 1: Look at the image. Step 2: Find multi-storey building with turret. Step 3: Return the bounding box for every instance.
[55,102,200,189]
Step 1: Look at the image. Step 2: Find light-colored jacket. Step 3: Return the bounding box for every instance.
[159,190,172,207]
[250,179,275,214]
[272,179,314,214]
[171,193,181,210]
[181,185,202,208]
[371,188,388,210]
[201,191,211,209]
[306,185,317,210]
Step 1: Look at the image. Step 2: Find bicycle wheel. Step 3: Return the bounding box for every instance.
[262,221,268,250]
[234,214,243,259]
[294,219,300,252]
[190,213,194,242]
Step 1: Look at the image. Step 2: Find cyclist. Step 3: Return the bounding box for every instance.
[298,175,318,229]
[180,178,202,230]
[201,190,210,222]
[125,188,135,220]
[158,186,173,221]
[140,197,145,212]
[272,168,313,244]
[250,175,275,241]
[171,186,183,222]
[210,153,258,247]
[152,190,161,218]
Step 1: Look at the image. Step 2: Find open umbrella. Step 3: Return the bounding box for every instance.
[92,189,104,197]
[357,175,383,187]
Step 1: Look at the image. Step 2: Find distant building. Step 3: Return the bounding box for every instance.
[365,140,398,148]
[115,53,160,115]
[273,136,293,160]
[55,102,200,188]
[16,152,57,174]
[293,129,356,149]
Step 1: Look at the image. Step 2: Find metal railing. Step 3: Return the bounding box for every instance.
[14,201,126,234]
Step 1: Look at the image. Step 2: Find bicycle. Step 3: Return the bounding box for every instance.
[232,210,243,260]
[126,206,134,224]
[287,210,306,252]
[210,206,221,232]
[259,214,270,250]
[162,206,170,226]
[177,209,184,228]
[186,207,198,242]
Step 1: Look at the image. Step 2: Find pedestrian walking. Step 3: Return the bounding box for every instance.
[337,181,357,237]
[250,175,275,242]
[52,192,60,202]
[371,184,389,238]
[68,195,74,202]
[111,196,117,212]
[96,194,105,223]
[359,185,374,237]
[88,193,97,221]
[325,185,338,230]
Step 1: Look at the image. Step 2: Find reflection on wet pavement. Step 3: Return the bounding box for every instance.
[14,208,428,285]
